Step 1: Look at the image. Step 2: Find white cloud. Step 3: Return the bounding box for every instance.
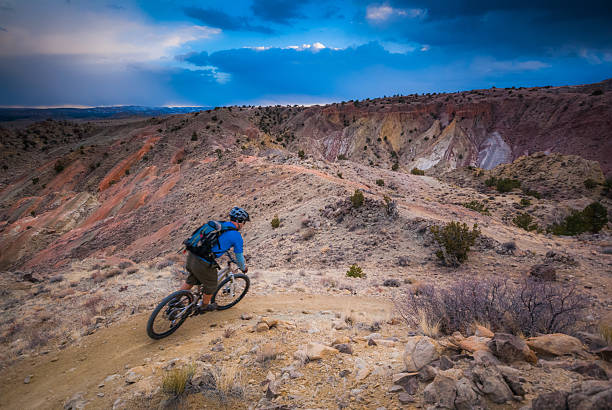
[285,42,339,51]
[366,4,426,22]
[0,3,220,63]
[472,57,550,73]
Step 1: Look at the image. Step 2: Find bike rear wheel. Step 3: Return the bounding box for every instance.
[212,274,250,310]
[146,290,194,339]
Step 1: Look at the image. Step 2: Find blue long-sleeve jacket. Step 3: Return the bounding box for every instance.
[196,221,246,271]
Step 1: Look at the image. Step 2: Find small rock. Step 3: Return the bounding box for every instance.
[97,393,104,398]
[472,364,514,404]
[531,391,569,410]
[473,350,501,366]
[567,361,609,380]
[24,375,32,384]
[125,371,141,384]
[488,333,537,364]
[455,377,479,410]
[333,344,353,354]
[389,384,404,393]
[439,355,454,370]
[332,336,350,345]
[306,343,338,360]
[526,333,586,357]
[398,256,410,267]
[355,367,371,381]
[398,392,415,404]
[423,374,457,408]
[403,336,440,372]
[368,338,377,346]
[332,320,348,330]
[456,336,491,353]
[64,392,87,410]
[240,312,253,320]
[255,322,269,332]
[418,365,437,382]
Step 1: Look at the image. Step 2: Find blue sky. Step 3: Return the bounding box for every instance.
[0,0,611,107]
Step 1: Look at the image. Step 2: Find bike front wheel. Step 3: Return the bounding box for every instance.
[212,274,250,310]
[146,290,194,339]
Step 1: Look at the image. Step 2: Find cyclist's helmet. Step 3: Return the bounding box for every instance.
[229,206,250,223]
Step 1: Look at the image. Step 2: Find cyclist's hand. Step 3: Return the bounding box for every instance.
[242,266,248,274]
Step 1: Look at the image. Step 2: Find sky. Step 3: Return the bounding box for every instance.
[0,0,611,107]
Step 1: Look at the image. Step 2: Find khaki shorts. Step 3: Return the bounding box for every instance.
[185,252,218,294]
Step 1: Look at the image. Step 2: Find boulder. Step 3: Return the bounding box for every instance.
[423,374,457,409]
[63,393,87,410]
[306,343,338,360]
[455,377,480,410]
[488,333,537,364]
[531,391,569,410]
[472,364,514,404]
[333,343,353,355]
[403,336,440,372]
[567,362,609,380]
[526,334,586,357]
[418,365,437,382]
[473,350,502,366]
[392,373,419,394]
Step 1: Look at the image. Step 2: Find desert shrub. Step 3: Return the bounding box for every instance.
[270,215,280,229]
[591,89,603,96]
[496,178,521,192]
[398,278,590,336]
[163,364,196,397]
[337,154,347,160]
[548,202,608,235]
[298,150,305,159]
[584,178,598,189]
[191,132,197,141]
[350,189,364,208]
[522,187,541,199]
[256,343,279,363]
[54,161,64,173]
[32,177,39,184]
[519,198,531,208]
[336,172,343,179]
[430,221,480,266]
[599,323,612,345]
[603,178,612,198]
[392,162,399,171]
[463,200,490,215]
[411,167,425,175]
[376,178,384,186]
[346,264,365,278]
[513,212,539,231]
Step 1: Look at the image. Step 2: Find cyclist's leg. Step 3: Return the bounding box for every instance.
[185,252,218,309]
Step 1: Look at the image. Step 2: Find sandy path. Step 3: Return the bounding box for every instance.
[0,293,394,410]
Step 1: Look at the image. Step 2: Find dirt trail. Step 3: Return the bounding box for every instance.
[0,293,394,410]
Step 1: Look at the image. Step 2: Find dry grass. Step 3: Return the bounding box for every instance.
[256,343,279,364]
[417,309,440,338]
[599,323,612,345]
[211,364,245,402]
[163,364,196,397]
[222,327,236,338]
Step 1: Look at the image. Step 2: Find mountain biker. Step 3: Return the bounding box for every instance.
[180,206,250,312]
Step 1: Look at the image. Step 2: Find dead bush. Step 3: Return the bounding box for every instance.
[256,343,279,364]
[397,278,590,337]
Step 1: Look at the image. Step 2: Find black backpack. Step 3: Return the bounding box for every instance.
[183,221,236,260]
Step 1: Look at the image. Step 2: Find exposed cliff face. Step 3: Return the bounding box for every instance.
[0,79,610,271]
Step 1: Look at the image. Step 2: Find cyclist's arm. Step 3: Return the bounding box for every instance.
[232,233,247,272]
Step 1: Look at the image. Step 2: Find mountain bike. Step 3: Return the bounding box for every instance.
[146,258,250,339]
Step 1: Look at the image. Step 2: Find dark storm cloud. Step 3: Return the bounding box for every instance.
[371,0,612,55]
[184,7,274,33]
[250,0,310,24]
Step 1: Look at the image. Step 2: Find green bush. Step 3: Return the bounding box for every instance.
[346,264,365,278]
[270,215,280,229]
[430,221,480,266]
[513,212,539,231]
[496,178,521,193]
[462,200,490,215]
[522,187,541,199]
[337,154,347,160]
[392,162,399,171]
[548,202,608,235]
[54,161,64,174]
[603,178,612,199]
[519,198,531,208]
[32,177,39,184]
[376,179,385,186]
[584,179,598,189]
[411,167,425,176]
[298,150,305,159]
[351,189,364,208]
[191,132,197,141]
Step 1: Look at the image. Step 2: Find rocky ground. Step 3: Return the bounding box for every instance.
[0,81,611,409]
